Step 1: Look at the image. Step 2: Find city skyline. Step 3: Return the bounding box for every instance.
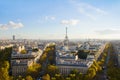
[0,0,120,39]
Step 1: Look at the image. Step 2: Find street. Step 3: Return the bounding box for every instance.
[94,48,110,80]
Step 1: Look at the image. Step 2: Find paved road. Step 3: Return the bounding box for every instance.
[94,48,110,80]
[112,44,118,67]
[103,49,110,80]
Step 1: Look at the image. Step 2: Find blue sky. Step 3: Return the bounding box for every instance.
[0,0,120,39]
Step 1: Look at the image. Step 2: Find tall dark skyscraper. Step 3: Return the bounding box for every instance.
[13,35,15,40]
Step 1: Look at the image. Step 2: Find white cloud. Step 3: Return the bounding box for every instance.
[50,16,56,20]
[45,16,56,20]
[70,0,107,20]
[95,29,120,35]
[83,3,107,15]
[37,16,56,23]
[0,24,9,30]
[61,19,79,26]
[0,21,24,30]
[45,16,49,20]
[8,21,24,29]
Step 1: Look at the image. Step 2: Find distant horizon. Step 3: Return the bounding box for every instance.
[0,37,119,41]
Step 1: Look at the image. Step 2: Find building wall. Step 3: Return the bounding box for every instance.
[57,65,88,75]
[12,66,27,76]
[11,50,42,76]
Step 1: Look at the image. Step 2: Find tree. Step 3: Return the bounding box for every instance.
[39,54,47,63]
[78,73,83,80]
[0,68,9,80]
[84,74,89,80]
[51,77,56,80]
[66,77,71,80]
[69,74,76,80]
[77,50,88,59]
[32,48,38,52]
[20,50,27,54]
[16,75,23,80]
[93,61,101,71]
[2,61,9,69]
[25,75,33,80]
[54,74,64,80]
[47,65,58,76]
[45,48,51,53]
[87,68,96,79]
[27,63,41,78]
[70,69,78,74]
[0,47,12,80]
[42,74,50,80]
[48,56,54,64]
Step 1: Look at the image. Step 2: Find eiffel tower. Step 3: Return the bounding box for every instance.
[64,27,69,49]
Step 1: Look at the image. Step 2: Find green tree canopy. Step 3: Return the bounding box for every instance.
[27,63,41,78]
[25,75,33,80]
[32,48,38,52]
[20,50,27,54]
[47,65,58,76]
[42,74,50,80]
[77,50,88,59]
[0,68,9,80]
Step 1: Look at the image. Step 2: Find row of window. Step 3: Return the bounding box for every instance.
[59,67,87,75]
[12,66,27,76]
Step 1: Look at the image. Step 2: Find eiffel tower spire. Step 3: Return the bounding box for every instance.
[64,27,69,49]
[65,27,68,39]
